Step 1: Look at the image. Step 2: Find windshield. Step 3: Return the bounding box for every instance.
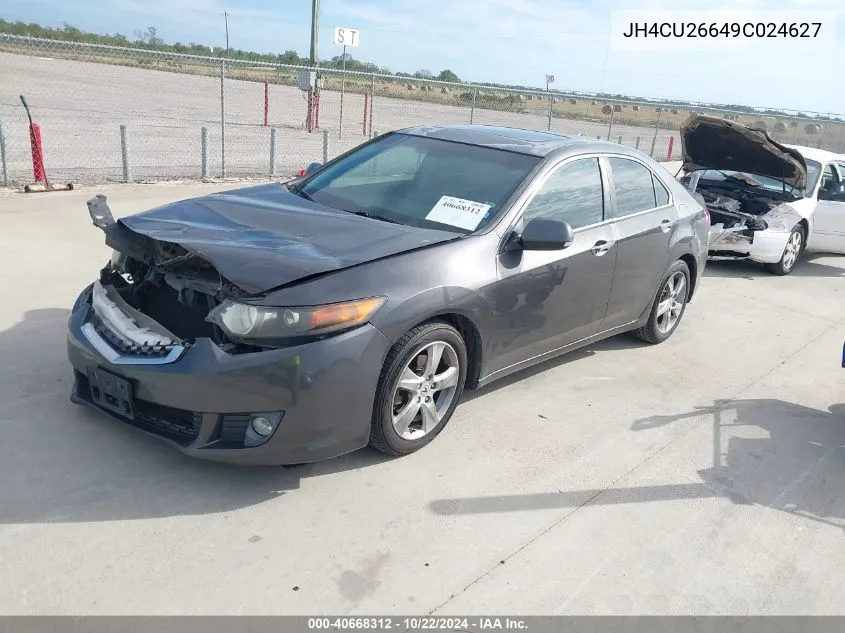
[299,133,541,233]
[697,169,797,194]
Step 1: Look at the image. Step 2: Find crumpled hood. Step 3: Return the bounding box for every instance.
[680,114,807,189]
[119,183,460,293]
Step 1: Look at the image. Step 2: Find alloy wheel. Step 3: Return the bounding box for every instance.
[782,230,802,271]
[655,271,687,335]
[391,341,460,440]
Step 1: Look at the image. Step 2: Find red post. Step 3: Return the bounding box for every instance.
[667,135,675,160]
[263,81,269,126]
[29,122,45,182]
[363,93,369,136]
[306,87,314,133]
[314,90,320,130]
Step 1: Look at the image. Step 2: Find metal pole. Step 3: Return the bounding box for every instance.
[0,115,7,187]
[322,129,329,163]
[546,78,552,131]
[119,124,132,183]
[201,127,209,179]
[649,108,662,158]
[470,86,477,124]
[369,73,375,139]
[339,44,347,139]
[606,107,615,141]
[635,136,641,150]
[270,127,277,176]
[220,57,226,177]
[221,12,229,178]
[617,135,622,144]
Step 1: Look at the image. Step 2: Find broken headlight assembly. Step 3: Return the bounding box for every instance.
[206,296,387,344]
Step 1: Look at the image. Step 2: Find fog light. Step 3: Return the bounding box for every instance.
[251,415,275,437]
[244,411,284,447]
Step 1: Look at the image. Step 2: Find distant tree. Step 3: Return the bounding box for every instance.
[414,69,434,79]
[437,69,460,82]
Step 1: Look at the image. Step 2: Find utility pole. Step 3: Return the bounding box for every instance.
[220,11,229,177]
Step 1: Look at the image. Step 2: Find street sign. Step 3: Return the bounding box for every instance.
[545,74,555,83]
[333,27,360,47]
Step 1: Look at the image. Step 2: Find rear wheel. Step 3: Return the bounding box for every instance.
[632,260,690,345]
[369,321,467,456]
[764,225,804,275]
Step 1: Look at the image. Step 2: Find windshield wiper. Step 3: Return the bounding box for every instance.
[287,182,314,202]
[348,209,404,225]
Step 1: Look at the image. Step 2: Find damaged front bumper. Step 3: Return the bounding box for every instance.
[708,225,790,264]
[67,284,392,465]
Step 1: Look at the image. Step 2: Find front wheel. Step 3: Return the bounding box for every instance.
[765,225,804,275]
[632,260,690,345]
[369,321,467,457]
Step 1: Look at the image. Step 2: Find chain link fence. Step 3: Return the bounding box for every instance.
[1,33,844,187]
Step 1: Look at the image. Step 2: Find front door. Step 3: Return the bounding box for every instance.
[486,156,618,376]
[807,162,845,254]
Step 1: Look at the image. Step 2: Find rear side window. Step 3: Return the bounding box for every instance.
[653,175,670,206]
[522,157,605,229]
[609,157,659,216]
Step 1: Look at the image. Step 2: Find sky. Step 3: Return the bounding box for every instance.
[3,0,844,113]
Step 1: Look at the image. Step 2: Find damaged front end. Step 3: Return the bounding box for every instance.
[682,167,803,262]
[83,195,254,361]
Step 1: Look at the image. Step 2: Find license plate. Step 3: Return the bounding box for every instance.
[87,367,134,420]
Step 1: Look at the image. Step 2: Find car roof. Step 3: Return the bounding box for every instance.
[396,124,634,158]
[784,144,845,164]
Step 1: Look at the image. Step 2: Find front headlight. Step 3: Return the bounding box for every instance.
[206,296,387,342]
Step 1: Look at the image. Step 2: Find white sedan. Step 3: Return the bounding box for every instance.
[679,115,845,275]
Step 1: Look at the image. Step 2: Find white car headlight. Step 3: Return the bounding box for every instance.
[206,296,386,342]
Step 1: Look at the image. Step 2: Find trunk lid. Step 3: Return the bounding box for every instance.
[117,183,461,293]
[680,114,807,189]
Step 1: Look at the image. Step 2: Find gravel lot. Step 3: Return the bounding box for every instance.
[0,182,844,615]
[0,52,677,185]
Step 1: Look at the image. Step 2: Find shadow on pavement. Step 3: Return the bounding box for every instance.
[430,398,845,530]
[0,308,391,525]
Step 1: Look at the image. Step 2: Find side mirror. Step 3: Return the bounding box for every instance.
[512,218,574,251]
[305,161,322,176]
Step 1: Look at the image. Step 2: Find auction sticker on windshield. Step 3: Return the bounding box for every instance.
[425,196,492,231]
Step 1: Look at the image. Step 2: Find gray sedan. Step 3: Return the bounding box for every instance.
[67,125,709,464]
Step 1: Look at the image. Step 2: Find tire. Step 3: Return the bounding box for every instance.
[764,224,804,276]
[369,321,468,456]
[632,260,691,345]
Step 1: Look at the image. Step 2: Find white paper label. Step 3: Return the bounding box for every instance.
[425,196,492,231]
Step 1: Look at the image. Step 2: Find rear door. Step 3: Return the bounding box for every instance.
[600,156,678,330]
[807,162,845,254]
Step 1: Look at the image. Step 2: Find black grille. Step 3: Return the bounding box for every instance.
[75,371,201,447]
[133,401,202,446]
[90,312,175,358]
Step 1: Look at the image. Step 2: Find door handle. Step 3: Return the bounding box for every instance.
[659,218,675,233]
[591,240,613,256]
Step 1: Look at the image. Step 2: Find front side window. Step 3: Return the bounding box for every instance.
[522,157,605,229]
[300,133,540,233]
[609,157,659,216]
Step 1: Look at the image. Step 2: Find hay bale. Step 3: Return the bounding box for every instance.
[602,104,613,115]
[591,100,598,105]
[526,94,533,100]
[441,87,448,94]
[656,107,662,112]
[774,122,787,133]
[753,120,768,130]
[789,121,798,128]
[670,108,679,114]
[407,84,414,90]
[569,99,577,105]
[632,105,639,111]
[805,123,821,134]
[613,104,622,112]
